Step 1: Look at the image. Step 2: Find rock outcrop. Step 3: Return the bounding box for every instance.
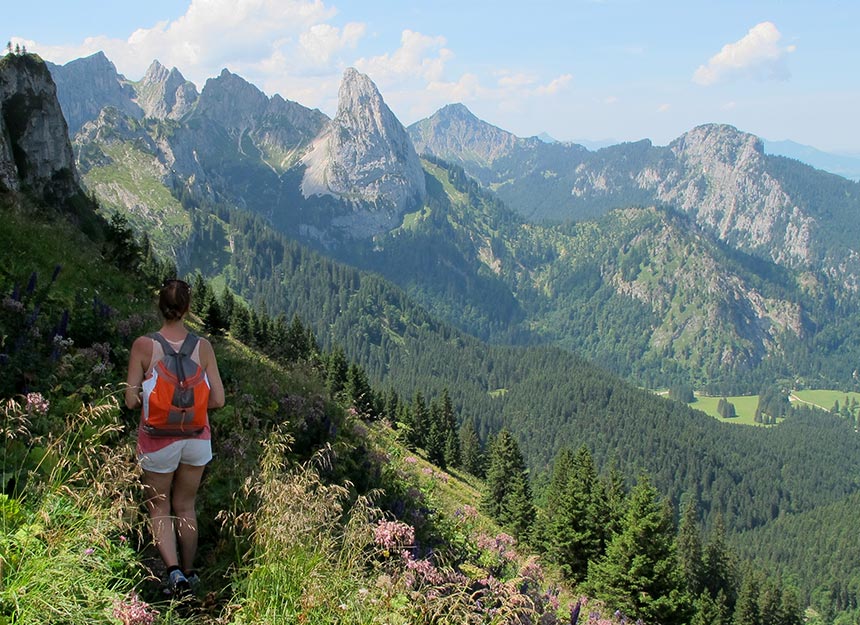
[135,60,198,120]
[0,53,78,201]
[301,68,426,236]
[662,124,813,268]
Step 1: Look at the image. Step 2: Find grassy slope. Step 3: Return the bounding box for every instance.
[1,190,576,624]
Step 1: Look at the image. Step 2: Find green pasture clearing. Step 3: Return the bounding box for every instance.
[790,389,860,412]
[690,394,767,426]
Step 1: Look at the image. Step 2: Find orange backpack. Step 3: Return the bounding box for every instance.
[141,333,209,437]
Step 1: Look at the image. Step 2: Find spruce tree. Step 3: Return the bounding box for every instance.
[733,568,760,625]
[407,391,428,450]
[458,422,484,477]
[586,473,690,625]
[601,458,628,541]
[545,445,605,582]
[535,447,574,555]
[425,400,447,467]
[702,514,737,606]
[482,429,534,539]
[346,363,374,418]
[677,496,705,597]
[325,345,348,398]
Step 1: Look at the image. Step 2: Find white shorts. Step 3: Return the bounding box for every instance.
[138,439,212,473]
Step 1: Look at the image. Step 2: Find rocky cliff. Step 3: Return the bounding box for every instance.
[0,53,78,201]
[47,51,143,135]
[301,68,426,236]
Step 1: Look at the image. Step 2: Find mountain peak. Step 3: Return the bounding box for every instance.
[407,102,519,169]
[196,68,268,127]
[137,59,197,120]
[47,51,143,135]
[301,68,426,235]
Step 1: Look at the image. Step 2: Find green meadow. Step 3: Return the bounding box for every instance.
[686,389,860,426]
[689,394,766,426]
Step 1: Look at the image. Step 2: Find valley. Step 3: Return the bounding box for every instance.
[5,47,860,623]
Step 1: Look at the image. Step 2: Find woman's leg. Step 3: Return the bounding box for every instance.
[142,469,180,568]
[171,463,206,572]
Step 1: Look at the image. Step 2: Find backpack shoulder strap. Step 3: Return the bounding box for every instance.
[148,332,177,356]
[178,333,200,358]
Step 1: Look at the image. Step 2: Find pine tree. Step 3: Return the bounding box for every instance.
[586,472,691,625]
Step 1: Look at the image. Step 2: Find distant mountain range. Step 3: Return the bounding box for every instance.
[763,139,860,181]
[37,50,860,391]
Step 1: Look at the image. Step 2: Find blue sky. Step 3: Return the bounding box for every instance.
[8,0,860,152]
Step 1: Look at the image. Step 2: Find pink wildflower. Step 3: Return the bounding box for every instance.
[24,392,49,415]
[112,592,157,625]
[373,520,415,550]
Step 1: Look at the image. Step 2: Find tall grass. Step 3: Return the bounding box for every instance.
[226,423,579,625]
[0,392,167,625]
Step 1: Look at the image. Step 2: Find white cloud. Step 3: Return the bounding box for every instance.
[537,74,573,95]
[18,0,359,103]
[603,95,620,105]
[657,103,671,113]
[693,21,795,86]
[354,29,453,85]
[299,22,365,65]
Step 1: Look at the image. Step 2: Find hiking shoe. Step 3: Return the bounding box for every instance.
[186,571,200,592]
[168,569,190,595]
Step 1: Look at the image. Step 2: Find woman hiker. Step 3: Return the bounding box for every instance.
[125,278,225,594]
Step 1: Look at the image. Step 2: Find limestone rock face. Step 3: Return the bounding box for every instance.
[47,51,142,135]
[663,124,813,268]
[0,54,78,200]
[135,60,198,120]
[301,68,426,236]
[193,69,328,171]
